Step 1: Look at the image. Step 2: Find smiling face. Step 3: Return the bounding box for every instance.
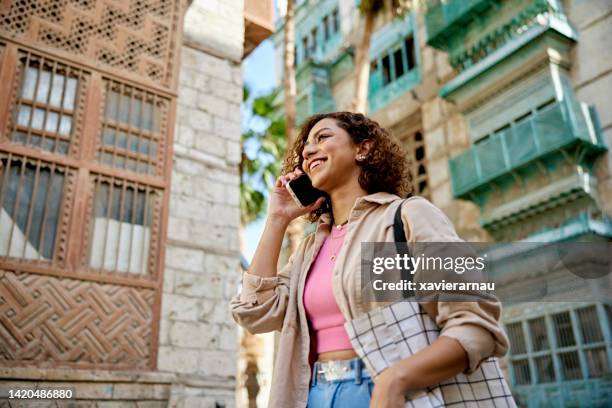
[283,112,412,222]
[301,118,366,193]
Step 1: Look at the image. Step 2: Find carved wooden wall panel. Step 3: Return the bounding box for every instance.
[0,0,182,87]
[0,269,155,368]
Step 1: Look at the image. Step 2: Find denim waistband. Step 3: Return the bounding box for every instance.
[311,356,371,386]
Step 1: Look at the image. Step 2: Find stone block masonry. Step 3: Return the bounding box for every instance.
[156,1,245,407]
[158,41,243,407]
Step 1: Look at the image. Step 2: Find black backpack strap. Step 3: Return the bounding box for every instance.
[393,198,415,299]
[393,199,408,252]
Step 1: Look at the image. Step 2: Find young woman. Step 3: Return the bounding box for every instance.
[230,112,510,408]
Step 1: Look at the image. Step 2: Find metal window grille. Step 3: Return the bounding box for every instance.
[552,311,576,347]
[529,317,550,351]
[99,79,167,176]
[511,359,531,385]
[584,347,610,378]
[506,322,527,355]
[534,355,555,383]
[576,306,604,344]
[88,175,161,275]
[0,153,67,262]
[8,53,83,155]
[558,351,582,380]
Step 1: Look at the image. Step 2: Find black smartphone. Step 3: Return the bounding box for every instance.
[285,174,327,208]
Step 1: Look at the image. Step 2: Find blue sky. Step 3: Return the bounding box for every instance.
[242,38,277,263]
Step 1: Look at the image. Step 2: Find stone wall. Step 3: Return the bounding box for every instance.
[158,0,244,406]
[0,367,173,408]
[567,0,612,215]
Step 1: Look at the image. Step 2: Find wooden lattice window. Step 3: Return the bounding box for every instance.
[332,8,339,33]
[87,175,161,276]
[99,79,167,176]
[0,153,71,263]
[0,1,181,370]
[534,355,555,383]
[8,52,85,155]
[511,359,531,385]
[528,317,550,351]
[506,307,612,386]
[576,306,604,344]
[374,35,416,87]
[403,130,428,197]
[585,347,610,378]
[323,15,330,41]
[558,351,582,380]
[391,121,429,198]
[552,311,576,347]
[310,27,318,56]
[506,322,527,355]
[302,36,310,61]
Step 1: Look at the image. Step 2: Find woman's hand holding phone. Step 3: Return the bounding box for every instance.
[248,168,324,284]
[269,168,326,225]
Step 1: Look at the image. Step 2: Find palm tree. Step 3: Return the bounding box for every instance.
[239,84,286,407]
[283,0,297,147]
[352,0,415,113]
[240,85,287,225]
[281,0,306,256]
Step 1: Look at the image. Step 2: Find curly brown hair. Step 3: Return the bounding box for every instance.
[282,111,413,222]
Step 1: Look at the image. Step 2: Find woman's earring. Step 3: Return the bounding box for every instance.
[357,155,365,161]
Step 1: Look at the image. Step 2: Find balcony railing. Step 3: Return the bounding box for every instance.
[295,62,336,126]
[425,0,498,48]
[449,99,607,198]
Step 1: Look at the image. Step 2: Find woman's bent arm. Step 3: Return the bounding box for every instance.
[230,169,325,334]
[230,218,294,334]
[249,217,290,279]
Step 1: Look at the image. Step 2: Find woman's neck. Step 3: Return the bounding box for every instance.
[329,180,368,226]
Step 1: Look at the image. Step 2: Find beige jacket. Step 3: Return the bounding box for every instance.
[230,193,509,408]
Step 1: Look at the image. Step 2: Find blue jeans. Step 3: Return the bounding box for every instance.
[307,357,374,408]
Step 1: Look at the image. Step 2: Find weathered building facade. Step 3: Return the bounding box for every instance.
[272,0,612,406]
[0,0,271,407]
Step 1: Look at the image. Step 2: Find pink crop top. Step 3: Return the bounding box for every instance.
[303,223,354,354]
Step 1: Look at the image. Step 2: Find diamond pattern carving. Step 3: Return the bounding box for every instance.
[0,269,155,367]
[0,0,181,86]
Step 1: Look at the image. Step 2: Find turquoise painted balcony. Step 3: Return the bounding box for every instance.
[295,61,336,126]
[425,0,498,49]
[450,99,607,199]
